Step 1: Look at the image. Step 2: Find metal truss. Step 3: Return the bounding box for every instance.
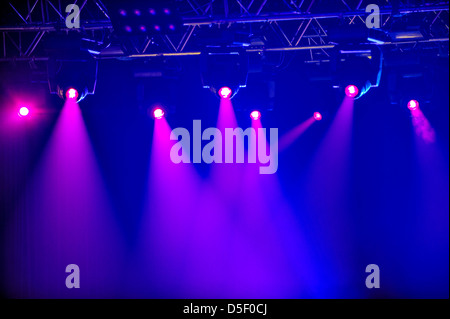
[0,0,448,62]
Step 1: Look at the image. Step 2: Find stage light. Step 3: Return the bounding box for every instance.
[250,110,261,121]
[153,108,165,120]
[18,107,30,117]
[408,100,420,111]
[345,85,359,98]
[107,1,182,36]
[219,87,232,99]
[314,112,323,121]
[66,88,79,100]
[140,26,147,32]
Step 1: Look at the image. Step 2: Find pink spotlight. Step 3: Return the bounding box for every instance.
[314,112,323,121]
[408,100,420,111]
[219,87,232,99]
[18,107,30,117]
[153,108,165,120]
[250,110,261,121]
[345,85,359,98]
[66,88,79,100]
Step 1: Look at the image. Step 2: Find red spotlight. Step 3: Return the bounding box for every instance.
[18,107,30,117]
[218,87,232,99]
[345,85,359,98]
[314,112,323,121]
[153,108,165,120]
[66,88,79,100]
[250,110,261,121]
[408,100,420,111]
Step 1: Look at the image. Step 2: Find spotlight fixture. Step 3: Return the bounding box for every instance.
[250,110,262,121]
[219,87,233,99]
[345,85,359,98]
[65,88,79,100]
[408,100,420,111]
[201,48,249,99]
[314,112,323,121]
[153,107,165,120]
[107,0,182,36]
[332,45,383,99]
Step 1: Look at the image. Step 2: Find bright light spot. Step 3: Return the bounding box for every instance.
[164,8,171,15]
[140,25,147,32]
[153,108,165,120]
[154,25,161,31]
[314,112,323,121]
[19,107,30,117]
[66,88,79,100]
[119,9,127,17]
[219,87,232,99]
[125,25,132,33]
[408,100,420,111]
[134,10,141,16]
[149,8,156,15]
[345,85,359,98]
[250,110,261,121]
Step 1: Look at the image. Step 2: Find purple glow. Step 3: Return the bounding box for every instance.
[411,108,436,144]
[149,8,156,15]
[140,25,147,32]
[154,25,161,31]
[314,112,323,121]
[119,9,127,16]
[219,87,232,99]
[134,9,141,16]
[278,117,316,152]
[345,85,359,98]
[169,24,176,31]
[304,96,356,288]
[66,88,78,100]
[18,107,30,117]
[6,100,125,297]
[163,8,171,15]
[125,25,132,33]
[250,110,261,121]
[408,100,420,111]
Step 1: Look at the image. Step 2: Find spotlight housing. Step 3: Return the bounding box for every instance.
[66,88,79,100]
[314,112,323,121]
[250,110,261,121]
[153,107,165,120]
[345,85,359,98]
[219,87,233,99]
[408,100,420,111]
